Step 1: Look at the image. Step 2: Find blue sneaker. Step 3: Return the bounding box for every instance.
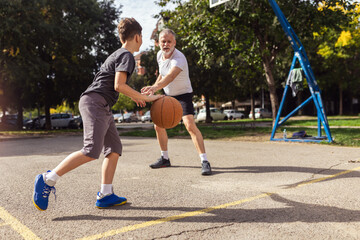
[95,192,127,208]
[33,172,56,211]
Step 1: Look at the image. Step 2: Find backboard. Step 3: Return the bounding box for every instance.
[209,0,230,8]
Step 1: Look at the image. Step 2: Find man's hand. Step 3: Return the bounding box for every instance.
[141,86,158,96]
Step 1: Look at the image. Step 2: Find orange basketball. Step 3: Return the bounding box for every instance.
[150,96,183,129]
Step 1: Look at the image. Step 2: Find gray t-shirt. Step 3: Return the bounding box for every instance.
[81,48,135,107]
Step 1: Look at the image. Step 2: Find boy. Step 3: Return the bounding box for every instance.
[33,18,163,211]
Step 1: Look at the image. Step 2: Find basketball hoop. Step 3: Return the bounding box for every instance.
[209,0,230,8]
[209,0,333,143]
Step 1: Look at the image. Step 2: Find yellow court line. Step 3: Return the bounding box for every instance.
[296,166,360,188]
[0,207,41,240]
[79,166,360,240]
[0,221,9,227]
[78,193,273,240]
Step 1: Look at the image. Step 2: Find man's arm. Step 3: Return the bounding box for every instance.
[141,66,182,96]
[115,71,163,106]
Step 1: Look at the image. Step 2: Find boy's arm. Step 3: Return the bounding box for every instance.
[115,71,163,107]
[141,66,182,96]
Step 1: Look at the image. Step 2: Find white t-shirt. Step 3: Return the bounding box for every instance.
[157,48,193,96]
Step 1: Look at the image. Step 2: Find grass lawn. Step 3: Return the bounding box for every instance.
[1,116,359,147]
[119,116,360,147]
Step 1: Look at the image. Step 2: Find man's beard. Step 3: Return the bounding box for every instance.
[162,47,175,58]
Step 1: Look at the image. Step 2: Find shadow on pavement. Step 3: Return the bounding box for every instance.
[52,194,360,224]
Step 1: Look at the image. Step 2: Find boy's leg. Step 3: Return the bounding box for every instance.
[33,151,96,211]
[96,121,126,208]
[149,124,171,168]
[54,151,95,177]
[101,152,119,184]
[33,93,110,211]
[182,114,212,175]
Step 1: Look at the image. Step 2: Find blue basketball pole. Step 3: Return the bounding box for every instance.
[268,0,333,143]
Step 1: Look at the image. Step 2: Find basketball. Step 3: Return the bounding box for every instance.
[150,96,183,129]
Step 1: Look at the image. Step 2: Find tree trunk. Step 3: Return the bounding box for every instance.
[250,92,255,120]
[262,57,279,126]
[17,102,23,130]
[44,103,51,130]
[297,91,303,116]
[339,82,343,116]
[205,93,212,123]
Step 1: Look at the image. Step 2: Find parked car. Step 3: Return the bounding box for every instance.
[118,112,139,123]
[249,108,272,119]
[141,111,151,123]
[1,114,18,126]
[24,116,42,129]
[196,108,227,122]
[69,116,83,129]
[113,113,123,122]
[223,109,245,120]
[38,113,76,129]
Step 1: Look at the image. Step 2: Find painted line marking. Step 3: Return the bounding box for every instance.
[0,207,41,240]
[0,221,9,227]
[78,166,360,240]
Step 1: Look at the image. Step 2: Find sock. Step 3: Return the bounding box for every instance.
[200,153,208,163]
[100,184,113,196]
[161,151,169,160]
[45,170,60,187]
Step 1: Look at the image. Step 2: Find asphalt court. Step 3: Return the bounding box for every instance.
[1,135,360,239]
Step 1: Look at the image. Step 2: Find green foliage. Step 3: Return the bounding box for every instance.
[0,0,122,128]
[313,2,360,115]
[112,93,135,112]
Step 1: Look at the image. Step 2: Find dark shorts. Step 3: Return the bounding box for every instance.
[79,92,122,159]
[171,92,195,116]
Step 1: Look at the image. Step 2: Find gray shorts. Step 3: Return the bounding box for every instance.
[79,92,122,159]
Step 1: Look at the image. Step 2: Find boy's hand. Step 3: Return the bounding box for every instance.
[131,98,146,107]
[146,94,164,102]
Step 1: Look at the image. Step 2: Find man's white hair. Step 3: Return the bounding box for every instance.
[159,29,176,39]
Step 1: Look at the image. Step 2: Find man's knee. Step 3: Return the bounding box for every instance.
[154,124,166,132]
[185,121,199,135]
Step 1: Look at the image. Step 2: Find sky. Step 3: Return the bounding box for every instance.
[114,0,176,53]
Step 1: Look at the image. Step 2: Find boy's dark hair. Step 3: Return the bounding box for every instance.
[117,18,142,43]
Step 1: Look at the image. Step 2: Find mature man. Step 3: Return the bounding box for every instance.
[141,29,212,175]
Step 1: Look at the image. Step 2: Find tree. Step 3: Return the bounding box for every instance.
[157,0,242,122]
[314,2,360,115]
[157,0,351,123]
[0,0,122,129]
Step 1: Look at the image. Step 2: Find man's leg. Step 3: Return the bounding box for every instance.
[182,114,212,175]
[149,124,171,168]
[155,124,168,151]
[182,115,205,154]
